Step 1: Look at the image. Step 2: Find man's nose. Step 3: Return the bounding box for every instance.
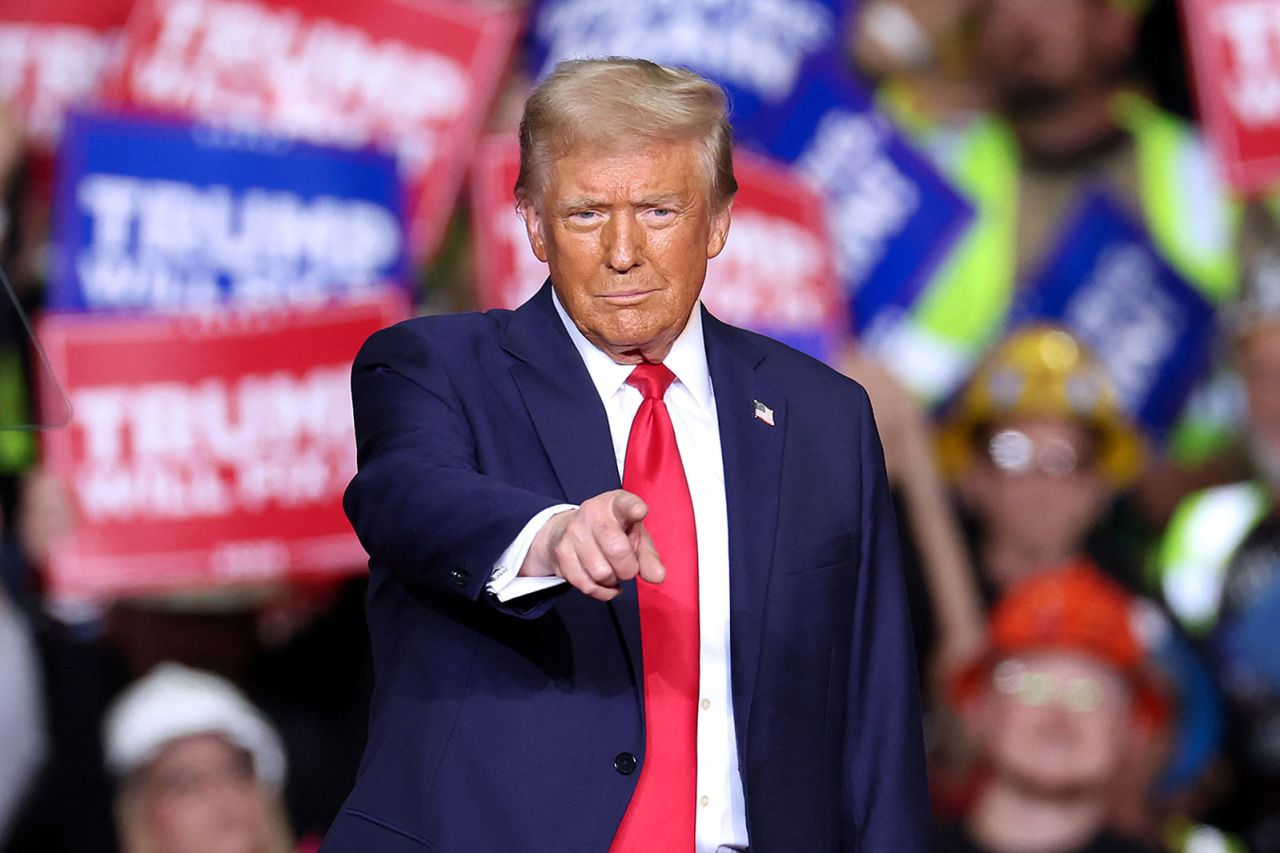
[604,212,643,272]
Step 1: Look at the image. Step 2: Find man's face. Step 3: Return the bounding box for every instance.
[138,733,270,853]
[520,138,731,364]
[977,0,1128,114]
[979,652,1133,792]
[962,417,1112,566]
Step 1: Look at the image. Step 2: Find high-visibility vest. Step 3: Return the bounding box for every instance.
[1154,481,1271,635]
[1164,817,1248,853]
[877,90,1239,402]
[0,342,36,473]
[1154,492,1261,853]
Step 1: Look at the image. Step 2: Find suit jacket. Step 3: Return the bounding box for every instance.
[321,283,929,852]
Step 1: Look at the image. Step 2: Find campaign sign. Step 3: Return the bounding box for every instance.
[1011,190,1217,440]
[0,0,134,151]
[525,0,852,145]
[1183,0,1280,193]
[51,109,407,313]
[36,294,407,602]
[762,64,973,336]
[469,136,548,314]
[100,0,521,259]
[470,136,845,360]
[702,151,846,358]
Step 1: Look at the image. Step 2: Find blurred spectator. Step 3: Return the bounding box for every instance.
[104,663,294,853]
[924,326,1144,811]
[5,462,369,851]
[850,0,989,130]
[936,325,1143,593]
[1155,205,1280,848]
[0,586,44,847]
[1157,204,1280,636]
[858,0,1240,412]
[938,560,1167,852]
[929,328,1234,830]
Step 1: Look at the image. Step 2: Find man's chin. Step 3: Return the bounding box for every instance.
[995,83,1075,119]
[1002,762,1108,798]
[582,324,669,364]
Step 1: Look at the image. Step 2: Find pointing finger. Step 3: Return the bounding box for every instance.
[635,525,666,585]
[610,490,648,526]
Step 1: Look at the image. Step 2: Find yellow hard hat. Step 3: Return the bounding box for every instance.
[936,325,1144,487]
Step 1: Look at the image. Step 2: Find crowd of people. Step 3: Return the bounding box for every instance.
[0,0,1278,850]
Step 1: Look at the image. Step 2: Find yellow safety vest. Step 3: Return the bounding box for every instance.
[1154,481,1271,634]
[877,88,1240,402]
[1164,817,1248,853]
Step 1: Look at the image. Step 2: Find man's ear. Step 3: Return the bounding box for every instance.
[519,201,549,263]
[706,200,733,260]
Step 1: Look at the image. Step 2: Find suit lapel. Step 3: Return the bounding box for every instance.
[501,283,643,689]
[502,282,621,503]
[703,309,784,760]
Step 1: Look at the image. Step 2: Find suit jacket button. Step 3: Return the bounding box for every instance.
[614,752,637,775]
[450,567,471,587]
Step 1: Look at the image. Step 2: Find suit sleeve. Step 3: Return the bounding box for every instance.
[342,322,564,610]
[844,387,932,848]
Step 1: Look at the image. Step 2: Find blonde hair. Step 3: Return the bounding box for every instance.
[515,57,738,211]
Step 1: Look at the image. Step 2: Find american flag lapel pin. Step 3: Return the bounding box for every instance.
[753,399,775,427]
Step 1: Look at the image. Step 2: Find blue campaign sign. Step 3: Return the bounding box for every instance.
[51,109,408,313]
[759,64,973,335]
[525,0,852,144]
[1010,189,1217,441]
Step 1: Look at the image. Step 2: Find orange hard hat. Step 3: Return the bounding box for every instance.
[951,559,1170,729]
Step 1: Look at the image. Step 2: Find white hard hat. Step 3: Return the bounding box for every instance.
[104,662,286,790]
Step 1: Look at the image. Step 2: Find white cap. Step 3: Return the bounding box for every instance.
[104,662,286,790]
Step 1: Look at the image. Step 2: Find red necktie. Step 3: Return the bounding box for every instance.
[610,362,700,852]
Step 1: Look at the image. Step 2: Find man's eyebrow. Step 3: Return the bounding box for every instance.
[553,192,688,213]
[635,192,687,207]
[554,196,604,213]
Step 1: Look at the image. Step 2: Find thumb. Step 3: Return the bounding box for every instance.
[610,490,648,526]
[635,525,666,584]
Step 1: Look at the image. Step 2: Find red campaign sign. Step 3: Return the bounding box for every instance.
[1184,0,1280,193]
[470,135,548,312]
[470,137,845,345]
[0,0,134,151]
[100,0,521,259]
[37,294,408,602]
[701,151,844,341]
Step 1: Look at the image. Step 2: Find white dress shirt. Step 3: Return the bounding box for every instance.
[488,292,749,852]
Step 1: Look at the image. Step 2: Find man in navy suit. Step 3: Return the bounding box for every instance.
[322,58,929,852]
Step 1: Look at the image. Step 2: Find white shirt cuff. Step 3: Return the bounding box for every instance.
[488,504,576,603]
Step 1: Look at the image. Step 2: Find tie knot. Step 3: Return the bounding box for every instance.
[626,362,677,400]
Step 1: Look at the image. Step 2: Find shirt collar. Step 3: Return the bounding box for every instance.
[551,288,714,413]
